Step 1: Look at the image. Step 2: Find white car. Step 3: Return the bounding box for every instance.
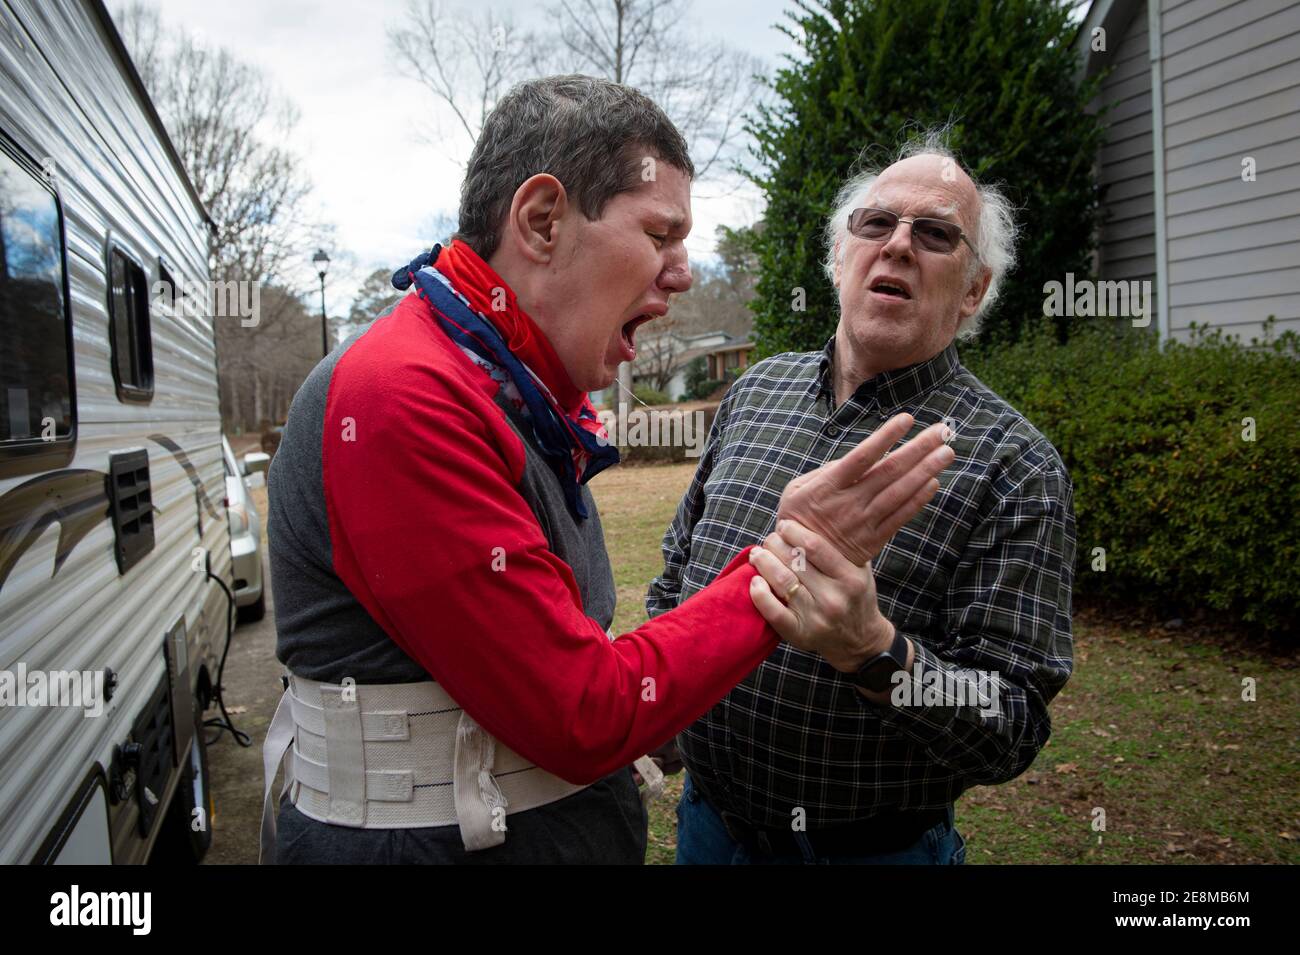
[222,437,269,622]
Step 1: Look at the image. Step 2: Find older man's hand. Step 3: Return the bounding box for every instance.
[776,413,952,566]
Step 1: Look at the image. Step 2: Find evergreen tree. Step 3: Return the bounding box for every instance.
[746,0,1108,355]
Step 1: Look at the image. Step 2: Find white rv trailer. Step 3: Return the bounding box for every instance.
[0,0,234,863]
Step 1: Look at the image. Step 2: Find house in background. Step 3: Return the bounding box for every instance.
[631,330,756,402]
[590,330,756,406]
[1078,0,1300,344]
[702,335,757,382]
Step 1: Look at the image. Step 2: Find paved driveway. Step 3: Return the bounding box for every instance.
[203,490,280,865]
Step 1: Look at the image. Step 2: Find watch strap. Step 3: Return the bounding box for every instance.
[851,627,910,692]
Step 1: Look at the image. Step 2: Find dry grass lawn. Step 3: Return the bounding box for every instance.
[589,462,1300,866]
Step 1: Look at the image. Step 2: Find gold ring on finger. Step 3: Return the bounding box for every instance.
[784,580,802,602]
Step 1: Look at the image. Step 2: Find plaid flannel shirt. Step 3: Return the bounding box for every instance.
[646,337,1077,828]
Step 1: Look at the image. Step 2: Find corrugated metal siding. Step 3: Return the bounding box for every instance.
[1097,5,1159,286]
[1161,0,1300,342]
[0,0,228,863]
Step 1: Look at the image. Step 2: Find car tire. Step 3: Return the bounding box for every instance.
[237,588,266,624]
[148,705,214,864]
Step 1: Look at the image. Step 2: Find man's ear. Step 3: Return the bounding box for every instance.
[832,237,843,288]
[505,174,568,264]
[960,265,993,319]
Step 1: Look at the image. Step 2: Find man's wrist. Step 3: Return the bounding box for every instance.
[832,615,897,674]
[852,627,915,704]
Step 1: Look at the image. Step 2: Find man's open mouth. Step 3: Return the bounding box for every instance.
[869,278,912,299]
[620,314,658,358]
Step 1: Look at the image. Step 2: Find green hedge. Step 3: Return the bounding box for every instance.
[615,403,720,465]
[632,384,672,407]
[963,322,1300,634]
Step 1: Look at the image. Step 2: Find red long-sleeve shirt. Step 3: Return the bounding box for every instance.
[317,294,777,784]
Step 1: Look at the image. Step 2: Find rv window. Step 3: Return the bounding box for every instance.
[108,245,153,401]
[157,259,177,311]
[0,141,75,473]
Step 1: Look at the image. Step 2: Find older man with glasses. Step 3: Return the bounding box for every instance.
[648,134,1078,864]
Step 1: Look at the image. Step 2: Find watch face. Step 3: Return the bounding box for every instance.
[858,657,900,692]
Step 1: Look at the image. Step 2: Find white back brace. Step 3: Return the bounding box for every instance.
[259,673,663,862]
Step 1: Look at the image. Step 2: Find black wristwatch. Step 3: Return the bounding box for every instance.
[849,628,910,692]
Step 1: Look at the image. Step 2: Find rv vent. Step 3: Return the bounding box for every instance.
[107,449,154,574]
[164,619,194,768]
[130,674,175,838]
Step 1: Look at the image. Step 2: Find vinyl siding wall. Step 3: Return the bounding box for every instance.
[1160,0,1300,344]
[1093,0,1300,344]
[1097,5,1159,290]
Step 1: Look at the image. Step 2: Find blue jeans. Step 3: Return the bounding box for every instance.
[675,774,967,865]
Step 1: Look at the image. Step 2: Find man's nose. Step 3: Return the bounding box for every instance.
[880,220,917,262]
[660,250,692,294]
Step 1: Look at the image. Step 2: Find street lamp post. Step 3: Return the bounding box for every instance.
[312,249,330,358]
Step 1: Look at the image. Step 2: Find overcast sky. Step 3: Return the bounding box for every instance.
[139,0,802,311]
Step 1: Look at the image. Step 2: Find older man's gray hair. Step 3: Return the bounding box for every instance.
[823,131,1018,339]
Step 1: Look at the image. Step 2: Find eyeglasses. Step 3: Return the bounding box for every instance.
[847,207,979,260]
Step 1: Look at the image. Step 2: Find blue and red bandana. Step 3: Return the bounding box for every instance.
[393,241,619,519]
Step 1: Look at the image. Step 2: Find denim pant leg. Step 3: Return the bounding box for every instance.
[675,774,746,864]
[675,773,967,865]
[823,805,966,864]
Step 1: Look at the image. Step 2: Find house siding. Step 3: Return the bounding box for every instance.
[1160,0,1300,343]
[1096,4,1159,289]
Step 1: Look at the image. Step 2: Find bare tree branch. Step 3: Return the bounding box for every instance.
[387,0,555,155]
[548,0,764,180]
[116,2,332,432]
[117,1,323,288]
